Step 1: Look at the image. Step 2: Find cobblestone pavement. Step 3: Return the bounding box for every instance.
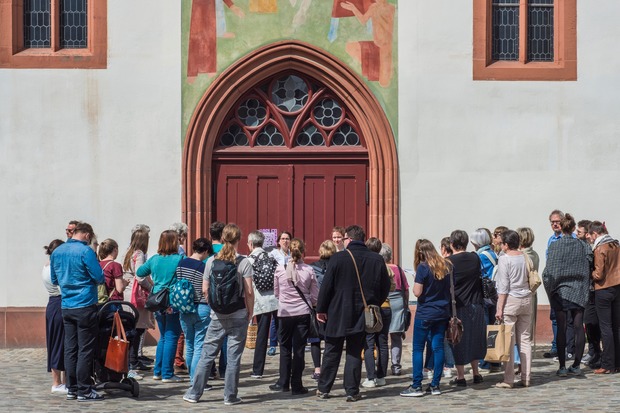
[2,344,619,412]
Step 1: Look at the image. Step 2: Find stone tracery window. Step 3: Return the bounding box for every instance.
[218,73,363,148]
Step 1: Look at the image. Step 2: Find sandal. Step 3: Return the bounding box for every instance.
[495,382,513,389]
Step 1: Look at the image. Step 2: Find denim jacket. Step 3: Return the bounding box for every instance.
[476,245,497,280]
[50,239,104,309]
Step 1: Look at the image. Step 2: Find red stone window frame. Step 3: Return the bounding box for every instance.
[0,0,107,69]
[473,0,576,81]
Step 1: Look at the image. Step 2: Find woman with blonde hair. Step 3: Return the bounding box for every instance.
[401,239,451,397]
[123,229,154,378]
[331,226,346,252]
[184,223,254,405]
[137,230,183,383]
[269,238,319,394]
[308,239,337,380]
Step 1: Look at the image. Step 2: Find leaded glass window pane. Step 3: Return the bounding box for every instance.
[24,0,51,48]
[332,124,360,146]
[220,124,249,146]
[218,73,363,148]
[237,98,267,127]
[492,1,519,61]
[256,124,285,146]
[296,125,326,146]
[528,1,554,62]
[60,0,88,49]
[271,75,309,113]
[314,99,343,128]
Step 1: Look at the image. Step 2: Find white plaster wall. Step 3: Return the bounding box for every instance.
[0,1,182,307]
[398,1,620,305]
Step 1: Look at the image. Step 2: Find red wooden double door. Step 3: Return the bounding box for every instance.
[214,161,368,259]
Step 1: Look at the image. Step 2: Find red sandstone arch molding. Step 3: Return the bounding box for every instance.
[182,40,400,262]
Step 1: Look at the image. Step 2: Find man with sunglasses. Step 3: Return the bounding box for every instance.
[65,220,80,240]
[51,222,105,401]
[544,210,576,360]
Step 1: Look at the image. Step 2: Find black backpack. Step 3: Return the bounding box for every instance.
[208,257,246,314]
[250,251,278,292]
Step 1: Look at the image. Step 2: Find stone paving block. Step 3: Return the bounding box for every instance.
[1,344,619,412]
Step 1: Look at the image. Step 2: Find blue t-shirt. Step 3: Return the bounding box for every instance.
[414,262,450,321]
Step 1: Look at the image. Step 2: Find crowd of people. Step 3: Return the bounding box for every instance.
[41,210,620,403]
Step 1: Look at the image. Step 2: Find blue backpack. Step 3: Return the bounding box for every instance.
[170,278,196,314]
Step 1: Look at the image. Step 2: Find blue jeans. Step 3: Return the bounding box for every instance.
[184,316,248,402]
[154,311,182,379]
[425,335,455,369]
[412,318,447,388]
[180,304,211,382]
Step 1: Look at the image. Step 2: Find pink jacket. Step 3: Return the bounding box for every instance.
[274,262,319,317]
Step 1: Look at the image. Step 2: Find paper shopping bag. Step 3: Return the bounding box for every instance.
[484,323,513,363]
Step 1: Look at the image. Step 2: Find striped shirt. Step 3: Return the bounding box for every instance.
[175,257,206,304]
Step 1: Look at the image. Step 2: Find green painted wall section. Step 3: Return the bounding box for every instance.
[181,0,398,144]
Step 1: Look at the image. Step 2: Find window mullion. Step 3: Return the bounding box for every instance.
[519,0,527,63]
[51,0,59,51]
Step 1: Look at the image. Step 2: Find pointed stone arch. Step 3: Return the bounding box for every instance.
[183,40,400,261]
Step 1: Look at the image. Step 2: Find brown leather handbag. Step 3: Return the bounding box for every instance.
[446,271,464,345]
[105,311,130,373]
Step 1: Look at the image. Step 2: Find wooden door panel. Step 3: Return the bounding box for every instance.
[215,164,292,255]
[294,163,367,260]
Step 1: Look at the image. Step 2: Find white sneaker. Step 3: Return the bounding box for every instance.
[128,370,144,381]
[162,375,184,383]
[375,377,386,387]
[361,378,376,388]
[423,369,434,379]
[442,368,453,378]
[51,384,68,394]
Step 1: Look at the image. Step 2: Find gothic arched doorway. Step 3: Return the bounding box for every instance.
[183,41,400,261]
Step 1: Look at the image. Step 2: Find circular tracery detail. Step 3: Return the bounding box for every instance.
[219,74,362,148]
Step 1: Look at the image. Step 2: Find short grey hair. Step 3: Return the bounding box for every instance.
[379,243,392,263]
[248,230,264,248]
[469,228,491,248]
[131,224,151,234]
[169,222,188,236]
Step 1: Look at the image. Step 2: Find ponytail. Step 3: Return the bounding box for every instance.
[216,224,242,262]
[290,238,305,264]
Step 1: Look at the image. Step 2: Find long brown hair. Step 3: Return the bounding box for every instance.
[216,224,241,262]
[123,229,150,271]
[157,230,179,256]
[414,239,451,280]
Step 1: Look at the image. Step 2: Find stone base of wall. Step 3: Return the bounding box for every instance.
[0,307,159,348]
[2,305,554,348]
[403,305,554,345]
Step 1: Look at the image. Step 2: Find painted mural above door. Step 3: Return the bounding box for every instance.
[182,0,398,141]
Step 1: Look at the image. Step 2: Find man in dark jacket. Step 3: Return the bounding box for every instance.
[315,225,391,402]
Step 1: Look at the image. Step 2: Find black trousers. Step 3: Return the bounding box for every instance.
[252,310,278,376]
[584,291,602,356]
[318,331,365,396]
[595,285,620,370]
[364,307,391,379]
[62,304,99,396]
[129,328,145,368]
[277,314,309,390]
